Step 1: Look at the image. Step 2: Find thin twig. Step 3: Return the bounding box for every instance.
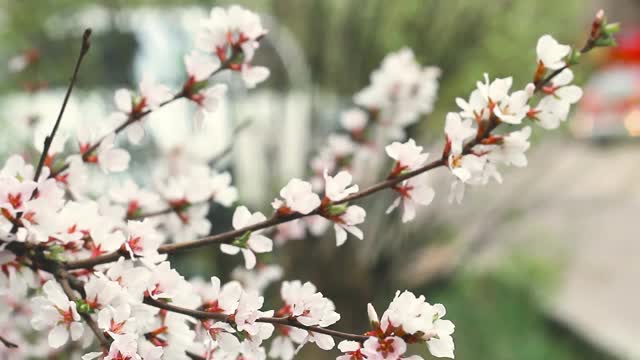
[56,269,110,349]
[208,119,253,168]
[0,336,18,349]
[10,29,92,234]
[50,58,234,178]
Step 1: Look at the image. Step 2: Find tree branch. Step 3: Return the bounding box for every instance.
[143,297,369,342]
[50,57,235,179]
[59,24,604,272]
[0,335,18,349]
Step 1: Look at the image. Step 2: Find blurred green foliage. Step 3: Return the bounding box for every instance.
[428,272,615,360]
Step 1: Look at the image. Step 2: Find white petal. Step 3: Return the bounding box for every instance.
[232,206,252,229]
[220,244,240,255]
[114,89,132,113]
[48,325,69,348]
[242,66,270,88]
[127,122,145,145]
[241,249,256,269]
[428,335,455,358]
[334,224,347,247]
[248,234,273,253]
[312,333,335,350]
[402,199,416,223]
[99,148,130,173]
[70,322,84,340]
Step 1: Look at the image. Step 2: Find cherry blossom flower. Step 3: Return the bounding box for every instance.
[337,340,366,360]
[385,139,429,174]
[359,292,456,359]
[476,74,512,105]
[362,336,408,359]
[487,126,532,167]
[122,219,165,262]
[196,5,270,88]
[241,64,270,89]
[109,179,162,219]
[275,281,340,352]
[220,206,273,269]
[323,170,359,202]
[84,274,125,311]
[493,86,533,125]
[201,276,242,315]
[386,174,435,223]
[31,280,84,348]
[340,108,369,134]
[353,48,440,132]
[184,51,227,128]
[329,205,366,246]
[77,129,130,174]
[529,68,583,129]
[536,34,571,70]
[210,171,238,207]
[456,89,488,122]
[444,113,475,156]
[234,290,274,336]
[272,179,321,215]
[113,76,172,144]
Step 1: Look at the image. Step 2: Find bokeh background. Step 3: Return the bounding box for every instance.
[1,0,639,359]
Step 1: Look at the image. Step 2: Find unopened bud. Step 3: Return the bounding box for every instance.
[524,83,536,98]
[367,303,380,325]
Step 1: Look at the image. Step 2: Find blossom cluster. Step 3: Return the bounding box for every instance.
[337,291,454,359]
[0,4,617,360]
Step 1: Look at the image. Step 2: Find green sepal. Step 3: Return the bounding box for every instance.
[44,244,65,262]
[191,79,210,93]
[75,300,93,314]
[567,48,581,66]
[232,231,252,248]
[327,203,348,217]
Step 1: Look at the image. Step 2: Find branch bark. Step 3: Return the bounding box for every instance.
[143,297,369,342]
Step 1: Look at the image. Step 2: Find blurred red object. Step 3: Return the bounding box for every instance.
[572,29,640,138]
[608,28,640,64]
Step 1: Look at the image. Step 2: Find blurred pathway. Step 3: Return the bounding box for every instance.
[466,139,640,359]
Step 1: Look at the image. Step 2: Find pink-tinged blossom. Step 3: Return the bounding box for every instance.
[272,179,321,215]
[340,108,369,134]
[323,170,359,202]
[385,138,429,176]
[113,76,172,145]
[274,281,339,352]
[330,205,366,246]
[386,174,435,223]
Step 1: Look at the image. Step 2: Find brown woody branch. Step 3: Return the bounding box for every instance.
[143,297,369,342]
